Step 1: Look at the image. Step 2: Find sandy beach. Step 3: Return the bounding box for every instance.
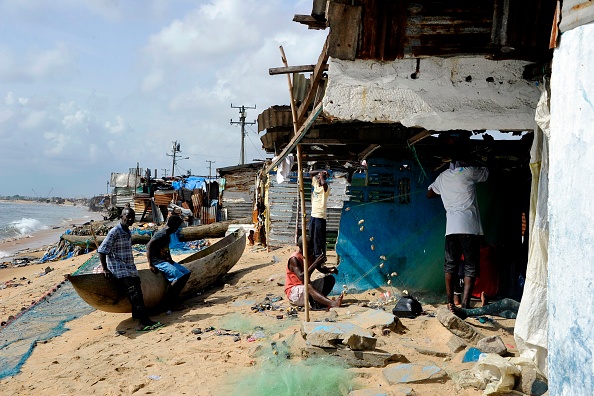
[0,234,519,396]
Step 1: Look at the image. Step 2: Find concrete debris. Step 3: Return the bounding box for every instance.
[446,335,467,353]
[477,335,507,356]
[301,321,376,350]
[349,308,401,333]
[383,363,448,384]
[436,307,484,345]
[304,346,407,368]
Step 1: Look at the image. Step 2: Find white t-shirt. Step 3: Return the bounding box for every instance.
[429,166,489,235]
[311,176,330,219]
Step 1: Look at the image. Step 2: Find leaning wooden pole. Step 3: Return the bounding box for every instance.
[280,45,311,322]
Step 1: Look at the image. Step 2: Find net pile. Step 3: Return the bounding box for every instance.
[0,281,94,379]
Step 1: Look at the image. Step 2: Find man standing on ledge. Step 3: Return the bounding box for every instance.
[98,207,162,331]
[309,169,330,261]
[427,160,489,316]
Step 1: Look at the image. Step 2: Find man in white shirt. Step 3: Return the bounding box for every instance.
[309,170,330,260]
[427,160,489,315]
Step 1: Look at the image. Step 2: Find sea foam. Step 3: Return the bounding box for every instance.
[10,218,48,236]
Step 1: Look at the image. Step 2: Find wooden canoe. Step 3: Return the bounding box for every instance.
[62,216,252,247]
[68,228,246,313]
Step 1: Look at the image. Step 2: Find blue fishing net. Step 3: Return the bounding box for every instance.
[0,281,94,379]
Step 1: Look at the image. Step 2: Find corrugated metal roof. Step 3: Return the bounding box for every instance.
[257,105,293,133]
[560,0,594,32]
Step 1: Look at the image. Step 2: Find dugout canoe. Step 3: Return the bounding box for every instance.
[67,228,246,313]
[61,216,252,248]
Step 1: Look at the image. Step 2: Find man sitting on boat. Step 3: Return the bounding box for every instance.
[146,214,191,312]
[285,235,344,309]
[98,207,163,331]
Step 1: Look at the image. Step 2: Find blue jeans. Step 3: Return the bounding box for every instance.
[154,261,191,284]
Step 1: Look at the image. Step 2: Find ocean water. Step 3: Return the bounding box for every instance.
[0,201,98,259]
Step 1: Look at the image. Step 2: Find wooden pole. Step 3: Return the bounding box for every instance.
[280,45,311,322]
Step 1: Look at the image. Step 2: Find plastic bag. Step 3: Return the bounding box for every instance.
[392,294,423,318]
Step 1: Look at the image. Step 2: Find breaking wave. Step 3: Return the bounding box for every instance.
[0,218,48,241]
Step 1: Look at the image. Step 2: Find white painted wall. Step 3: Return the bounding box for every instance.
[323,57,540,131]
[549,23,594,395]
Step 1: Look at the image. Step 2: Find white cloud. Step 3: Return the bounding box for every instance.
[105,115,129,134]
[0,43,74,83]
[62,110,90,129]
[19,110,48,130]
[141,69,165,92]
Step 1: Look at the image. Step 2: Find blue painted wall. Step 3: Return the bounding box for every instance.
[333,158,529,296]
[334,160,446,294]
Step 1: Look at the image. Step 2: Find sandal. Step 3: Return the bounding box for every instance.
[136,322,164,332]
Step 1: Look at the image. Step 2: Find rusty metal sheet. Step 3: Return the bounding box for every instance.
[327,2,361,60]
[320,0,555,61]
[560,0,594,32]
[257,106,292,132]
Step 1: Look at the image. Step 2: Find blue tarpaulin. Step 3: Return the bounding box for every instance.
[172,177,206,191]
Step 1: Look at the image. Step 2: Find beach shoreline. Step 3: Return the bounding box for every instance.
[0,211,105,263]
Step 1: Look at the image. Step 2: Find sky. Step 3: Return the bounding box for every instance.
[0,0,326,198]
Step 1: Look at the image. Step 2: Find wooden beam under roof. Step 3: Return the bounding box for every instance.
[296,36,330,127]
[293,14,327,29]
[269,64,329,75]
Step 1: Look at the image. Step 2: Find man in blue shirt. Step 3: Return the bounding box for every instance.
[98,207,162,331]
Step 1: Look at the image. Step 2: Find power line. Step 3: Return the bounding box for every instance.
[230,104,256,165]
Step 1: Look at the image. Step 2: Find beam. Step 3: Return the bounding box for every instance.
[407,129,431,145]
[265,102,323,174]
[293,14,327,29]
[296,36,330,126]
[269,65,328,75]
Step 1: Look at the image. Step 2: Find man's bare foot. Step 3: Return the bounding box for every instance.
[448,303,467,319]
[480,291,488,307]
[329,292,345,308]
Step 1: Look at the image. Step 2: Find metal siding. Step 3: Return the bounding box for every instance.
[560,0,594,32]
[267,172,347,247]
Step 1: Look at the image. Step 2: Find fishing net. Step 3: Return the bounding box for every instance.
[0,281,94,379]
[233,342,355,396]
[217,312,297,338]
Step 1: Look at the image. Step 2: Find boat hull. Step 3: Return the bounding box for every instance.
[68,229,246,313]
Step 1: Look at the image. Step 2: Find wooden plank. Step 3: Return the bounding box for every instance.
[293,14,327,29]
[296,37,330,126]
[269,64,328,75]
[265,102,323,174]
[327,2,361,61]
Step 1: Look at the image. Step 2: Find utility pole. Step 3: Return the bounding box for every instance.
[206,160,216,179]
[161,169,169,178]
[166,141,189,177]
[230,104,256,165]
